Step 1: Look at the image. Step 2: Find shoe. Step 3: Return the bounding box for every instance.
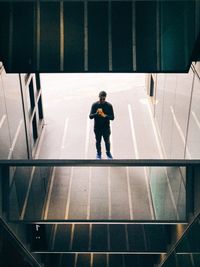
[106,152,113,159]
[96,153,101,160]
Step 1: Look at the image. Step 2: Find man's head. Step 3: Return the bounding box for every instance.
[99,91,107,103]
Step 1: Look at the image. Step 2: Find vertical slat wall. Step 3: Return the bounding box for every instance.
[88,2,109,72]
[0,3,11,70]
[135,1,157,72]
[0,1,198,73]
[12,2,35,72]
[64,2,84,71]
[40,2,60,71]
[111,2,133,72]
[160,1,187,72]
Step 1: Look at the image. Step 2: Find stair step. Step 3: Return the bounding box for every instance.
[30,224,171,253]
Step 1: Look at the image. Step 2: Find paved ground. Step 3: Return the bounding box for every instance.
[38,73,161,159]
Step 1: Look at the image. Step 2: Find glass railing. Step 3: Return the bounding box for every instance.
[0,159,199,267]
[0,159,197,223]
[0,217,42,267]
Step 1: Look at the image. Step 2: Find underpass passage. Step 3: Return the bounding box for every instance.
[8,165,186,222]
[30,224,170,253]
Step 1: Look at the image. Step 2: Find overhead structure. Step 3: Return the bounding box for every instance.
[0,0,199,73]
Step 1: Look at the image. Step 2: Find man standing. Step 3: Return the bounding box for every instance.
[89,91,114,159]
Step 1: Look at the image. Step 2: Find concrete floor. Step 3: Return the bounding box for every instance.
[38,73,161,159]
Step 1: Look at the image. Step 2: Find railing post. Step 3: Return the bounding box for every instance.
[0,165,9,218]
[186,165,194,221]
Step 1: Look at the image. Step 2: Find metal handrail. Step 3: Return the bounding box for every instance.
[0,159,200,167]
[8,220,188,224]
[158,210,200,266]
[0,217,42,267]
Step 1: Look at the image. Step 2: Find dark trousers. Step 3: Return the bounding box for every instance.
[94,128,111,155]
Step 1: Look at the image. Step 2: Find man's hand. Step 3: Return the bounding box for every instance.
[101,112,106,117]
[97,108,106,117]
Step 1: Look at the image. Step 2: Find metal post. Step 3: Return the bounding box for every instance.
[186,166,194,221]
[0,166,9,219]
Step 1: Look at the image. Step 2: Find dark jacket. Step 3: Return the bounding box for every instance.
[89,101,114,130]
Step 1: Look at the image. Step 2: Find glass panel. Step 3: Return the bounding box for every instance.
[8,166,186,222]
[186,74,200,158]
[171,71,194,159]
[174,71,194,136]
[155,70,194,159]
[155,74,166,140]
[0,77,11,158]
[149,166,186,220]
[1,73,27,159]
[161,74,176,158]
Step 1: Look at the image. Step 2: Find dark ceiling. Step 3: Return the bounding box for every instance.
[0,0,199,73]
